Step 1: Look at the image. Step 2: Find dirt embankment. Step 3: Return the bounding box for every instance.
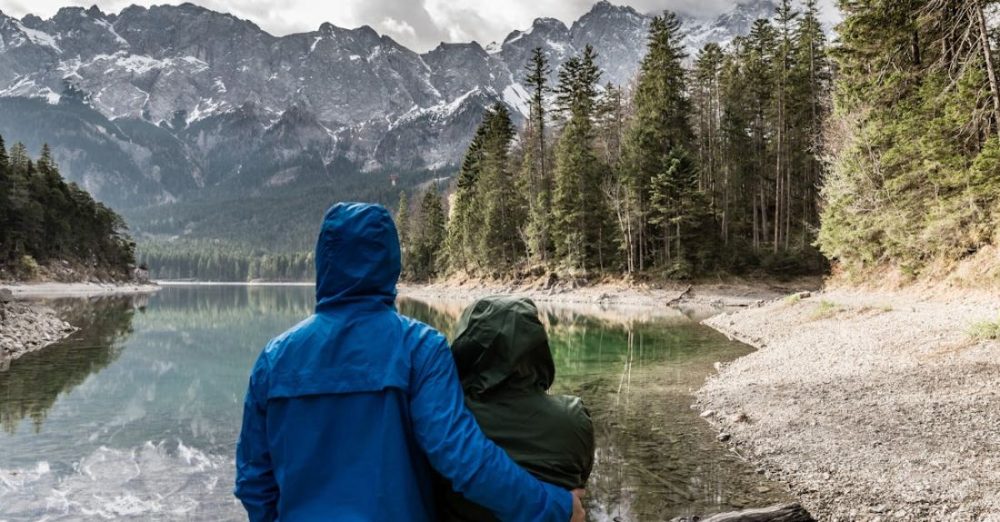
[697,289,1000,521]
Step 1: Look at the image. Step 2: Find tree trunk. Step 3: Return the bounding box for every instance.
[976,1,1000,140]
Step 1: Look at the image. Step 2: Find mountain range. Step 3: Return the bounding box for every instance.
[0,0,780,247]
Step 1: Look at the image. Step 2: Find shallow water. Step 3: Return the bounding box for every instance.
[0,286,787,521]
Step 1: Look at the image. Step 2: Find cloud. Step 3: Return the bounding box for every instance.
[1,0,840,52]
[380,17,416,40]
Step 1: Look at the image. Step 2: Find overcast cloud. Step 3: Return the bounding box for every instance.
[0,0,840,52]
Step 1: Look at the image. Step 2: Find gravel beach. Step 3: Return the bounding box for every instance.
[0,297,76,365]
[697,290,1000,521]
[400,277,819,309]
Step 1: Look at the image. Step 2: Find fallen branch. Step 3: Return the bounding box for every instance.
[666,284,693,306]
[669,503,814,522]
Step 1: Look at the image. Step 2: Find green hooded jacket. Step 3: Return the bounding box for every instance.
[437,296,596,521]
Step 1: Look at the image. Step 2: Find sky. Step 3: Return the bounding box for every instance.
[0,0,840,52]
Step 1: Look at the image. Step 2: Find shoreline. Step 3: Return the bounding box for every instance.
[0,282,161,299]
[399,276,821,310]
[695,289,1000,520]
[0,282,159,365]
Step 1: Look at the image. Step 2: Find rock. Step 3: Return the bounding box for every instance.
[701,410,716,418]
[730,412,749,423]
[870,505,888,514]
[718,432,731,442]
[0,288,13,303]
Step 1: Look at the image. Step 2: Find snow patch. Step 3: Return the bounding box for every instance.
[114,54,164,75]
[309,36,322,53]
[390,89,480,130]
[94,18,129,47]
[546,39,568,55]
[14,21,61,52]
[43,88,61,105]
[502,83,531,118]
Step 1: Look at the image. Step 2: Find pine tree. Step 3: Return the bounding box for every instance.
[478,103,525,269]
[692,43,725,217]
[771,0,798,252]
[447,125,486,272]
[412,187,447,281]
[396,191,411,278]
[621,13,702,273]
[0,135,9,257]
[790,0,830,246]
[552,45,612,272]
[522,48,553,262]
[818,0,1000,277]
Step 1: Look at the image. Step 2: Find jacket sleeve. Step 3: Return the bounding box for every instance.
[234,353,279,522]
[410,335,573,522]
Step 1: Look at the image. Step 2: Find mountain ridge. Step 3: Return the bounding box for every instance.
[0,1,781,245]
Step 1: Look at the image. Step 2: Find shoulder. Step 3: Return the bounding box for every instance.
[260,315,320,363]
[395,312,451,370]
[397,313,449,351]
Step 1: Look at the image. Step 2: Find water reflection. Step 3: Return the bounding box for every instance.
[0,287,786,521]
[398,297,790,519]
[1,297,137,434]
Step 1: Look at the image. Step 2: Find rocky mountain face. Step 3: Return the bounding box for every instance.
[0,1,777,223]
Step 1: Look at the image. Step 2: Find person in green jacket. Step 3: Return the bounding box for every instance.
[437,296,596,521]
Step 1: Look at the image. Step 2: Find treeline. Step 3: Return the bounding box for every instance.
[399,1,831,281]
[0,136,135,280]
[138,242,313,282]
[818,0,1000,278]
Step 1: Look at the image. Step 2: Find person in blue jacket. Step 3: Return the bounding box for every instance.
[234,202,585,522]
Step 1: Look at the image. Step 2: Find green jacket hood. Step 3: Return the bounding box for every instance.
[451,296,555,396]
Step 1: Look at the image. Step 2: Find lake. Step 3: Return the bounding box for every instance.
[0,285,788,520]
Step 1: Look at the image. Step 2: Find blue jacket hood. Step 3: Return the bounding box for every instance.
[315,203,400,309]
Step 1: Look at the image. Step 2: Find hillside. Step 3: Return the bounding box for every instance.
[0,135,135,282]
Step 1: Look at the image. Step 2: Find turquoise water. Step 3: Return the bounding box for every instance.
[0,286,785,520]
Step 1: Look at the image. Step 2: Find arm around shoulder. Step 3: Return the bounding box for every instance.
[408,333,573,522]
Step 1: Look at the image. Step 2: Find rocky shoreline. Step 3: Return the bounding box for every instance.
[0,290,77,366]
[399,276,820,310]
[697,289,1000,521]
[0,283,159,365]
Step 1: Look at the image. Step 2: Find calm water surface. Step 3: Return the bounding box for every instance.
[0,286,787,520]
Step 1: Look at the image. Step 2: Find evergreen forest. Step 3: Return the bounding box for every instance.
[0,136,136,281]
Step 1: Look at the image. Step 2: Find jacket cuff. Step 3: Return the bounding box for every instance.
[540,483,573,522]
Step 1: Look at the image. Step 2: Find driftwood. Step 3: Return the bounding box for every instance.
[666,284,693,306]
[669,503,814,522]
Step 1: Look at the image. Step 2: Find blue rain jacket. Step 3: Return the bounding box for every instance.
[234,203,572,522]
